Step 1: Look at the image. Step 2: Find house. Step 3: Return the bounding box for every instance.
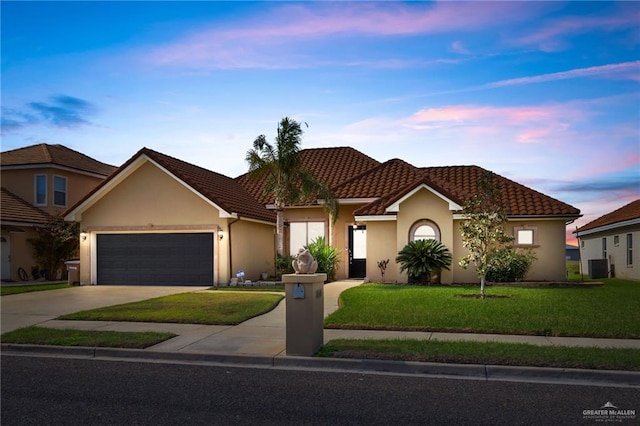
[565,244,580,261]
[574,199,639,281]
[66,145,581,286]
[64,148,276,285]
[239,148,581,284]
[1,143,116,281]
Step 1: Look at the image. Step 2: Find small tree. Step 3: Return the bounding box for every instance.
[458,172,514,297]
[28,214,79,280]
[396,239,452,285]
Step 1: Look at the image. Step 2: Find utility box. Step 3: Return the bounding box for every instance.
[588,259,608,279]
[65,260,81,285]
[282,273,326,356]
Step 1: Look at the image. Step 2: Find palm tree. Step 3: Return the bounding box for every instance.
[396,239,452,285]
[246,117,338,256]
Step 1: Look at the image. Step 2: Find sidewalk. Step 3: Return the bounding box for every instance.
[22,280,640,355]
[2,280,639,387]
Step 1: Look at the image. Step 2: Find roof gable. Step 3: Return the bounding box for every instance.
[1,143,117,176]
[575,199,640,234]
[65,148,275,223]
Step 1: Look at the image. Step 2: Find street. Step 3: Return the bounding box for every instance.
[2,355,637,425]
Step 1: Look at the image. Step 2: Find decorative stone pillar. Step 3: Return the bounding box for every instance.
[282,273,326,356]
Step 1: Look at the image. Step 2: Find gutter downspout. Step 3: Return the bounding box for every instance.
[227,217,241,285]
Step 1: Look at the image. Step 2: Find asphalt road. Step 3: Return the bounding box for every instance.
[2,356,638,425]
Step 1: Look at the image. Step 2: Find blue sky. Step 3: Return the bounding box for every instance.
[2,1,639,242]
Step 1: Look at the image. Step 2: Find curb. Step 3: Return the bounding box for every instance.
[3,344,639,387]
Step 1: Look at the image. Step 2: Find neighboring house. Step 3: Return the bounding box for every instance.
[238,148,581,284]
[0,143,116,281]
[574,199,640,281]
[65,146,581,286]
[64,148,276,286]
[565,244,580,261]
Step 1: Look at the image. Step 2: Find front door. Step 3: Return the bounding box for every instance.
[1,233,11,280]
[348,225,366,278]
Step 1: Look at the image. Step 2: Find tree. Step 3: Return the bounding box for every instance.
[28,214,79,280]
[396,239,452,285]
[246,117,338,256]
[458,172,514,297]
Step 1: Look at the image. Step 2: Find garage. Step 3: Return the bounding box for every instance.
[96,233,213,285]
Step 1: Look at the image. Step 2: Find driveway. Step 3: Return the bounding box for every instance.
[1,285,208,334]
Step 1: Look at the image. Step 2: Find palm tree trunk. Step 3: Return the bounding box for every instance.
[276,208,285,257]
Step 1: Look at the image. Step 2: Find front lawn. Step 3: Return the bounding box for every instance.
[1,282,71,296]
[1,326,175,349]
[58,292,284,325]
[324,279,640,338]
[318,338,640,371]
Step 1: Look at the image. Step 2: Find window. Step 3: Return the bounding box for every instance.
[289,221,325,255]
[53,176,67,207]
[627,234,633,266]
[35,175,47,206]
[514,226,537,246]
[614,235,620,246]
[602,237,607,260]
[410,220,440,242]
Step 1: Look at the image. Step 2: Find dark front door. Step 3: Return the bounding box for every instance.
[348,225,366,278]
[96,233,214,285]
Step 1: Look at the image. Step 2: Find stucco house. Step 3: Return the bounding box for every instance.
[574,199,639,281]
[64,148,276,285]
[66,146,581,286]
[1,144,116,280]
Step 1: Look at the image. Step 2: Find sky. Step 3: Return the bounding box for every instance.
[2,1,639,244]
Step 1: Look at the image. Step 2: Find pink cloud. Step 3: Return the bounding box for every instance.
[486,61,640,88]
[514,11,639,52]
[145,2,539,69]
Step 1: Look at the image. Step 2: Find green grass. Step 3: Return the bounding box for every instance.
[318,338,640,371]
[324,279,640,338]
[211,285,285,292]
[58,292,284,325]
[1,282,71,296]
[1,326,175,349]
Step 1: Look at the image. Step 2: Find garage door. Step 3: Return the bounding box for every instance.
[97,233,213,285]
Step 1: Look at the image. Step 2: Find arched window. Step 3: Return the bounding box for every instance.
[410,220,440,242]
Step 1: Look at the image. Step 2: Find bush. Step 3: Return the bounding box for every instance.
[396,239,452,285]
[305,237,340,282]
[486,249,536,282]
[275,254,294,279]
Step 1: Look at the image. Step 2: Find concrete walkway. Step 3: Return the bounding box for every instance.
[5,280,639,356]
[3,280,639,387]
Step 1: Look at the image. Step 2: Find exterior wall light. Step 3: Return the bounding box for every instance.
[217,228,224,240]
[80,232,87,241]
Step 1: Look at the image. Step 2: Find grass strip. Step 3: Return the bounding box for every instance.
[210,285,285,292]
[1,282,71,296]
[58,292,284,325]
[1,326,175,349]
[324,279,640,338]
[318,338,640,371]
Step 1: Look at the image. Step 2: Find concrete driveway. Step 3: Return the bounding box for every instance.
[1,285,208,334]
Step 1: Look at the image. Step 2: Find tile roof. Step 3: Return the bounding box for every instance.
[238,146,580,218]
[236,146,380,204]
[338,160,580,217]
[575,199,640,233]
[1,143,116,176]
[67,148,276,223]
[1,187,52,225]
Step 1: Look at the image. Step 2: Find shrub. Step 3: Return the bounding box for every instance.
[305,237,340,282]
[486,249,536,282]
[396,239,452,285]
[275,254,294,279]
